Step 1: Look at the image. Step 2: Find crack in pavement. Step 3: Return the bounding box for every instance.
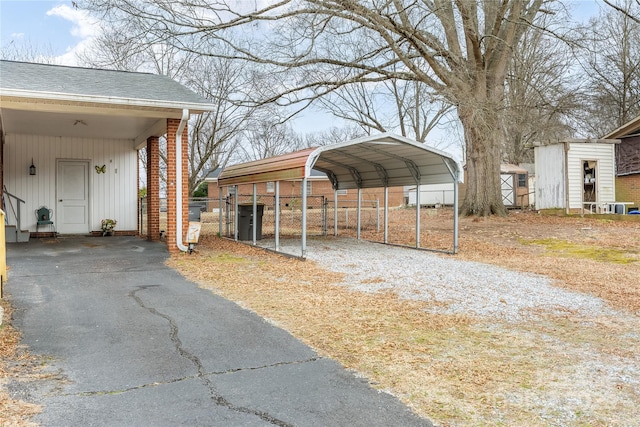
[128,285,295,427]
[66,357,322,398]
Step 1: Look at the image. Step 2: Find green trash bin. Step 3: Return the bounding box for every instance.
[237,203,264,240]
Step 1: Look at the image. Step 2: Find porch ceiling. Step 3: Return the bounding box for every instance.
[0,107,165,142]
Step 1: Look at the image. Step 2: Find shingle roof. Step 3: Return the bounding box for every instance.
[0,60,211,108]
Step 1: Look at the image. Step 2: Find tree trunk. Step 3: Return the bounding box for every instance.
[459,104,508,217]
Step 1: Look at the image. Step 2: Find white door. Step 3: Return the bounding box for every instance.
[57,161,89,234]
[501,173,515,207]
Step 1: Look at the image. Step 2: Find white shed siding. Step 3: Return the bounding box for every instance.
[534,143,566,209]
[4,133,138,233]
[566,143,616,209]
[407,183,455,206]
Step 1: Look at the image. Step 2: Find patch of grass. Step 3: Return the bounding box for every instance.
[210,252,248,263]
[521,238,637,264]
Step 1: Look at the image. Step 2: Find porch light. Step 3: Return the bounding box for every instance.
[29,159,36,176]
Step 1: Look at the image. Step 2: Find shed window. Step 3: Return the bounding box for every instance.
[517,174,527,187]
[266,182,275,193]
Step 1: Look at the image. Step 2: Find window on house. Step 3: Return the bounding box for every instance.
[227,186,236,196]
[336,189,348,195]
[306,181,312,195]
[517,174,527,187]
[266,182,275,193]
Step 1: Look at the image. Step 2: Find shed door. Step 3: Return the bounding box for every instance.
[501,174,515,206]
[57,161,90,234]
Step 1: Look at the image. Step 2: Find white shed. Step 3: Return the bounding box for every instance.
[534,139,619,213]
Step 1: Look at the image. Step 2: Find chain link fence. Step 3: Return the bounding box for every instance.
[139,195,381,239]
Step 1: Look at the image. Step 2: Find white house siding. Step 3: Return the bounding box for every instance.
[534,143,566,209]
[566,143,615,209]
[4,133,138,233]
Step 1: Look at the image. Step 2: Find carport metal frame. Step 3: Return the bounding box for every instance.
[217,133,460,258]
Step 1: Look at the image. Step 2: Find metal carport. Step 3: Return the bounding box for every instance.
[217,133,461,257]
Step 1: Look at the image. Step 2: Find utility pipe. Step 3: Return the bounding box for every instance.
[175,108,190,253]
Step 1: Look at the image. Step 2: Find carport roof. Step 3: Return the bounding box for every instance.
[218,133,460,190]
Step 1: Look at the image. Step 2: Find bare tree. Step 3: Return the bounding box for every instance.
[317,77,453,143]
[603,0,640,24]
[0,39,56,63]
[235,116,304,162]
[79,24,263,195]
[502,17,578,164]
[303,124,368,147]
[79,0,556,215]
[579,0,640,136]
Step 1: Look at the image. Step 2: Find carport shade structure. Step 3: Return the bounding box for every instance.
[217,133,461,257]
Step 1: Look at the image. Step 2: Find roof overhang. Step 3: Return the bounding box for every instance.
[218,133,460,189]
[0,91,215,148]
[604,115,640,139]
[1,67,216,147]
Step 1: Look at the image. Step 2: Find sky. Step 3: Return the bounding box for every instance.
[1,0,604,65]
[0,0,605,145]
[0,0,99,65]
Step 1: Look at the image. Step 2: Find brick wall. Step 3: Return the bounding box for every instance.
[616,175,640,210]
[166,119,189,253]
[146,136,160,241]
[208,179,406,206]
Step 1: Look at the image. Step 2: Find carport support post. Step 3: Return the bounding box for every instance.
[357,188,361,240]
[416,182,421,249]
[252,183,257,245]
[301,177,308,258]
[453,175,459,254]
[334,190,338,236]
[275,181,280,252]
[384,186,389,244]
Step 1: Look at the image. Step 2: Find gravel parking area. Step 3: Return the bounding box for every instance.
[289,237,619,323]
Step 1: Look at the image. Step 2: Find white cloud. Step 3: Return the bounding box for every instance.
[47,4,99,39]
[46,4,101,65]
[11,32,25,39]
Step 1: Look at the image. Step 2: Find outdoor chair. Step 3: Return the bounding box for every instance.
[35,206,56,236]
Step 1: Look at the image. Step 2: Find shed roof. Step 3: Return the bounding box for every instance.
[218,133,460,190]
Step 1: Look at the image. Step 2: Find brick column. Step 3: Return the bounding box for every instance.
[166,118,189,253]
[146,136,160,241]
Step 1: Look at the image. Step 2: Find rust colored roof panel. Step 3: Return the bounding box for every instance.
[218,147,316,186]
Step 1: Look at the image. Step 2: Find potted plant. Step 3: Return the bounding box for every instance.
[101,219,117,236]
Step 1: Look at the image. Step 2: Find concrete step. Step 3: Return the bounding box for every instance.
[5,225,30,243]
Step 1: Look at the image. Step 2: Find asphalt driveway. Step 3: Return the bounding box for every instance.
[5,236,430,426]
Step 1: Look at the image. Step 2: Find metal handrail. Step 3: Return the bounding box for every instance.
[2,186,25,234]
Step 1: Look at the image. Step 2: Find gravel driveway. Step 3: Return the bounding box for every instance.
[271,237,617,322]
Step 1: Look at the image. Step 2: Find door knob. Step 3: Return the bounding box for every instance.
[59,199,63,202]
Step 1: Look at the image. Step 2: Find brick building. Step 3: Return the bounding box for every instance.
[606,115,640,212]
[206,167,406,207]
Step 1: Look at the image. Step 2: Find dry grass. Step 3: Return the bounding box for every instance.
[0,298,41,427]
[168,210,640,426]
